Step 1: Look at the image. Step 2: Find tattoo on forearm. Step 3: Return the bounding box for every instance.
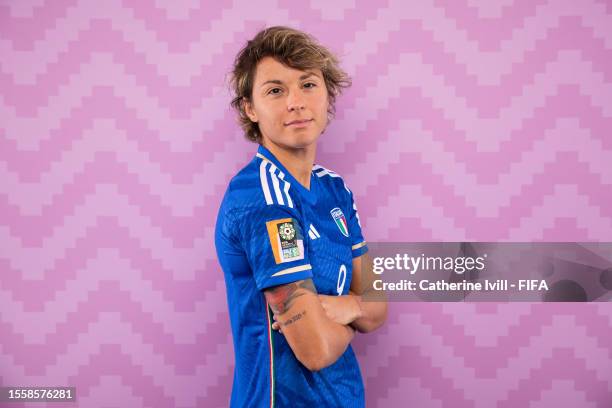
[265,279,316,315]
[280,310,307,327]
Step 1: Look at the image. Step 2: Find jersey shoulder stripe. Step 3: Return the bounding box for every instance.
[313,164,351,194]
[257,153,294,208]
[312,164,341,179]
[313,163,363,228]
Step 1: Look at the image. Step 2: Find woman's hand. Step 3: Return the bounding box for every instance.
[271,314,283,333]
[318,294,363,326]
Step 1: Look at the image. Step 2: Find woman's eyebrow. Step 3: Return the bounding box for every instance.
[259,72,321,88]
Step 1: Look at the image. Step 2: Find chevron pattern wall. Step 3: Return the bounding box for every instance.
[1,1,611,407]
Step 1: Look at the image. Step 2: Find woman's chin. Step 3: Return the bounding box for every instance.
[282,132,321,149]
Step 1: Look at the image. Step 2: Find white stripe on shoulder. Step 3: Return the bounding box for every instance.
[259,160,273,205]
[256,153,294,208]
[313,164,352,192]
[267,163,285,206]
[276,171,294,208]
[313,164,341,178]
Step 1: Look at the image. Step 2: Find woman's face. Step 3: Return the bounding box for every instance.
[244,56,329,150]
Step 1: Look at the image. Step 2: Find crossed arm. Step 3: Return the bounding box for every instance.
[264,254,387,372]
[297,254,388,333]
[264,279,355,371]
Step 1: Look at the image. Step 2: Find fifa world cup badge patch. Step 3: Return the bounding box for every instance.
[266,218,305,264]
[330,207,349,237]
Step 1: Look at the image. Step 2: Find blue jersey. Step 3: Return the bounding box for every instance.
[215,145,368,408]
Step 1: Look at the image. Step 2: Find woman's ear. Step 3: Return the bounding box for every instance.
[243,97,258,123]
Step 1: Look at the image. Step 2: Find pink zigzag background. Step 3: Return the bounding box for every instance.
[1,1,611,407]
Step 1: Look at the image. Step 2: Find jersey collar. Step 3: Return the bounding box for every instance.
[256,145,318,205]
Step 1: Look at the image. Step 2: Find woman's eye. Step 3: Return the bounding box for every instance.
[268,88,282,95]
[303,82,316,89]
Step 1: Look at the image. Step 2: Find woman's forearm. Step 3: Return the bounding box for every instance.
[289,310,355,371]
[318,319,355,369]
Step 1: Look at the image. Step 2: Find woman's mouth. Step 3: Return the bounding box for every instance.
[285,119,313,127]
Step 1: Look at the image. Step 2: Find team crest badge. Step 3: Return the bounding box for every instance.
[330,207,349,237]
[266,218,305,264]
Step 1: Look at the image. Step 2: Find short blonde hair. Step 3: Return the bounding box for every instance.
[229,26,351,143]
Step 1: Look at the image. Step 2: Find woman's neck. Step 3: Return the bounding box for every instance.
[262,140,316,190]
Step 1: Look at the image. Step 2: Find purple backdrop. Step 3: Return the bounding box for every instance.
[1,1,611,407]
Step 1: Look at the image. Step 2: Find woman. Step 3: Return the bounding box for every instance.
[215,26,387,408]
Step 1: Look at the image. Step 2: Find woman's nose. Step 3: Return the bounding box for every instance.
[287,90,305,112]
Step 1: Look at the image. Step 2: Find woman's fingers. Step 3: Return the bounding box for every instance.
[319,298,329,310]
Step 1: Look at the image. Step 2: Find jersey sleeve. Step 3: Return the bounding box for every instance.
[237,204,313,291]
[345,185,368,258]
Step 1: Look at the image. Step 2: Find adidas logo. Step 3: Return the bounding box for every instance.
[308,224,321,240]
